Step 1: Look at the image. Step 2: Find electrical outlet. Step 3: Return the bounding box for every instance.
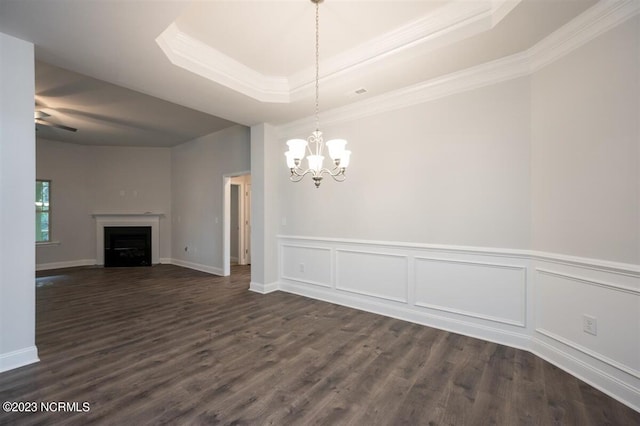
[583,314,597,336]
[299,263,305,273]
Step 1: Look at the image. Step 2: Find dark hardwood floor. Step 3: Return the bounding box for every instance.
[0,265,637,425]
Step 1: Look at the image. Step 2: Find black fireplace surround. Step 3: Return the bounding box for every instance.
[104,226,151,267]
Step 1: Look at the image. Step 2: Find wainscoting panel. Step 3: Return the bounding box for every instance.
[414,257,526,327]
[336,250,408,303]
[281,244,332,288]
[276,235,640,411]
[535,267,640,379]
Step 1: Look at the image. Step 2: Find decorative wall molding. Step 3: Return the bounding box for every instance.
[279,276,531,352]
[275,235,640,276]
[531,337,640,415]
[536,328,640,380]
[335,249,409,303]
[279,0,640,135]
[536,268,640,296]
[531,250,640,277]
[281,244,332,288]
[414,256,527,327]
[0,346,39,374]
[36,259,96,271]
[275,235,640,412]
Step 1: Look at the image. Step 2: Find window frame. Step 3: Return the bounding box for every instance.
[35,179,51,243]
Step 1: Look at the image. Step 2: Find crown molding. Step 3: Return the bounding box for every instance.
[287,0,522,101]
[280,52,531,135]
[279,0,640,135]
[156,23,290,103]
[156,1,520,103]
[529,0,640,72]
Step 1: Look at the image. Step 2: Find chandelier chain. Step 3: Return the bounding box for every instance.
[314,0,320,132]
[285,0,350,189]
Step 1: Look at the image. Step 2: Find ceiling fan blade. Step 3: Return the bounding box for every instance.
[35,119,78,132]
[34,110,50,119]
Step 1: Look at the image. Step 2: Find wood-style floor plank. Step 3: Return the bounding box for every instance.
[0,264,638,425]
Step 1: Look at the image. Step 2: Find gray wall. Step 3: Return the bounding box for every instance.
[36,140,173,267]
[171,125,250,273]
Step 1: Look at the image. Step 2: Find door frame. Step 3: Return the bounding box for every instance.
[223,171,250,276]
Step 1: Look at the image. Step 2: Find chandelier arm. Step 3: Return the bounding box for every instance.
[317,167,343,177]
[293,168,317,178]
[325,165,345,176]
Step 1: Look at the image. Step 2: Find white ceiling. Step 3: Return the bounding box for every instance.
[0,0,598,147]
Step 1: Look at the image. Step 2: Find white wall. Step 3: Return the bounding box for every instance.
[35,139,172,269]
[532,15,640,265]
[171,125,250,275]
[528,15,640,410]
[250,123,280,292]
[267,16,640,411]
[278,77,532,249]
[0,32,38,372]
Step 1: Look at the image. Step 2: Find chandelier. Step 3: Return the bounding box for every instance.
[285,0,351,188]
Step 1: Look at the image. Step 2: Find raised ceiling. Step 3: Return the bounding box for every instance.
[0,0,602,146]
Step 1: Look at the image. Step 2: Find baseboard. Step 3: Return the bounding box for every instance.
[274,235,640,412]
[249,281,279,294]
[0,346,39,373]
[168,258,224,276]
[531,337,640,412]
[159,257,172,264]
[36,259,96,271]
[278,280,530,350]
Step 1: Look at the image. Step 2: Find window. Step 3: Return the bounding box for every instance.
[36,179,51,242]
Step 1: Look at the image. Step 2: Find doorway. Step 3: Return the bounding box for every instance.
[223,173,251,276]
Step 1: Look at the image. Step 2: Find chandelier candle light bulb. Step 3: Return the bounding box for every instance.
[285,0,351,188]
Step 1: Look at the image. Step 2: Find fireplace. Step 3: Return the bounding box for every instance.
[93,213,162,265]
[104,226,151,267]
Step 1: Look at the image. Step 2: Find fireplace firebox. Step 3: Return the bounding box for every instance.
[104,226,151,267]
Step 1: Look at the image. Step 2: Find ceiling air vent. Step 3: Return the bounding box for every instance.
[347,87,368,98]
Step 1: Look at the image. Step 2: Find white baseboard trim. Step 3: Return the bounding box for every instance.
[249,281,279,294]
[168,258,224,276]
[159,257,172,264]
[531,337,640,412]
[273,235,640,412]
[0,346,39,373]
[36,259,96,271]
[279,280,530,351]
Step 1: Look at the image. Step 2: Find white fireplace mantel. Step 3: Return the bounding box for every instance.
[93,213,163,265]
